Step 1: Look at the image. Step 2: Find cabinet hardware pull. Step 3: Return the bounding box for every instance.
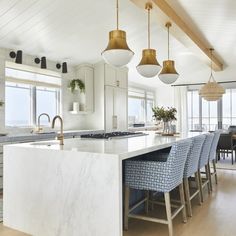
[116,80,120,87]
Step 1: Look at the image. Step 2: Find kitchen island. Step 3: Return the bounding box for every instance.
[3,132,200,236]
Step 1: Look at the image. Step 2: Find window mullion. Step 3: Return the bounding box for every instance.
[32,86,36,126]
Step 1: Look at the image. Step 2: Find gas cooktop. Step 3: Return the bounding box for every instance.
[80,131,147,139]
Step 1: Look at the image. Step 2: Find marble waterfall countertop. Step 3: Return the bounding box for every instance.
[9,131,202,160]
[3,131,202,236]
[0,129,104,143]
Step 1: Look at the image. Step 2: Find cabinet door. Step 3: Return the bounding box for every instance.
[104,64,116,87]
[116,67,128,89]
[105,86,114,132]
[113,87,128,131]
[84,67,94,112]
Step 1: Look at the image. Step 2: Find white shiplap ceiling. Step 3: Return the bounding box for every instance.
[0,0,235,87]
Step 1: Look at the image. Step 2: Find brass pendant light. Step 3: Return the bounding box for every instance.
[136,2,161,78]
[199,49,225,101]
[101,0,134,67]
[159,22,179,84]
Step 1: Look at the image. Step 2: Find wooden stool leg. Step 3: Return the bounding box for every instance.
[198,169,204,203]
[205,165,211,194]
[179,183,187,223]
[212,159,218,184]
[183,177,192,217]
[124,186,130,231]
[207,162,213,192]
[145,190,149,214]
[164,192,173,236]
[194,171,202,205]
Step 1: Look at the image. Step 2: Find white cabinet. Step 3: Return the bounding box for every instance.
[75,64,94,113]
[91,62,129,131]
[104,64,128,89]
[105,86,127,132]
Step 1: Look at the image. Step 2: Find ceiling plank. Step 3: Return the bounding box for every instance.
[130,0,223,71]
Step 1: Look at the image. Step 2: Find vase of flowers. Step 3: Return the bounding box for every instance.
[152,106,177,135]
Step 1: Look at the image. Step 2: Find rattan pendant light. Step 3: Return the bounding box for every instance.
[102,0,134,67]
[199,49,225,101]
[136,2,161,78]
[158,22,179,84]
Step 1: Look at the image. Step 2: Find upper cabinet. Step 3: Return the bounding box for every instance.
[75,64,94,113]
[104,63,128,89]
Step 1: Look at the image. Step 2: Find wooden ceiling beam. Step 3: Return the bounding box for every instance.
[130,0,224,71]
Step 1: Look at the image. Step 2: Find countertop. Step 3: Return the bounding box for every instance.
[0,129,104,143]
[9,131,202,160]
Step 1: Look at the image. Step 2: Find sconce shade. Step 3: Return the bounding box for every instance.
[41,57,47,69]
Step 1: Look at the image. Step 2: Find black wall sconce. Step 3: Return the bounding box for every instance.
[34,56,47,69]
[56,62,68,73]
[9,50,23,64]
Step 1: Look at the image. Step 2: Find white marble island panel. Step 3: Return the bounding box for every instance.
[3,132,201,236]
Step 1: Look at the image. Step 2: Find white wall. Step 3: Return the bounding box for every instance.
[0,47,89,134]
[155,85,175,107]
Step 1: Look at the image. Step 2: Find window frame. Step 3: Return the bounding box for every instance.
[5,80,61,128]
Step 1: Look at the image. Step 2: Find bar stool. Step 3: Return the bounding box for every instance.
[183,134,206,217]
[208,130,222,190]
[124,139,192,236]
[198,133,214,202]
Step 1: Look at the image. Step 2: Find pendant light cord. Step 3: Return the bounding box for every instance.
[167,24,170,60]
[116,0,119,30]
[148,7,150,49]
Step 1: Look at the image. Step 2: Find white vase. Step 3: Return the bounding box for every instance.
[79,92,86,111]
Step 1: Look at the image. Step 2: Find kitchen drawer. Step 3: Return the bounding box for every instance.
[0,154,2,164]
[0,167,2,177]
[0,145,3,154]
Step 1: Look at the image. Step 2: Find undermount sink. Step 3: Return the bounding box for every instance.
[31,141,59,146]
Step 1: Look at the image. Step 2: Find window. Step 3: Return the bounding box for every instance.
[187,90,218,131]
[128,88,155,126]
[222,88,236,128]
[5,65,61,127]
[187,87,236,131]
[187,90,200,131]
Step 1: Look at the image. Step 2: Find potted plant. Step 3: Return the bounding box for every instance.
[152,106,177,134]
[68,79,85,93]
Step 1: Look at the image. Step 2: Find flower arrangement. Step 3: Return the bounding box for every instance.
[68,79,85,93]
[152,106,177,122]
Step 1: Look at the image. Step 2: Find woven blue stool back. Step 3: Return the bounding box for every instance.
[199,133,214,168]
[209,130,222,161]
[183,134,206,178]
[125,139,192,193]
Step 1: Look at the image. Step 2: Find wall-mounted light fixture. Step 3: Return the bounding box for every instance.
[9,50,23,64]
[34,56,47,69]
[56,62,68,73]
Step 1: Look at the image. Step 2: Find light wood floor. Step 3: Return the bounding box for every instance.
[1,169,236,236]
